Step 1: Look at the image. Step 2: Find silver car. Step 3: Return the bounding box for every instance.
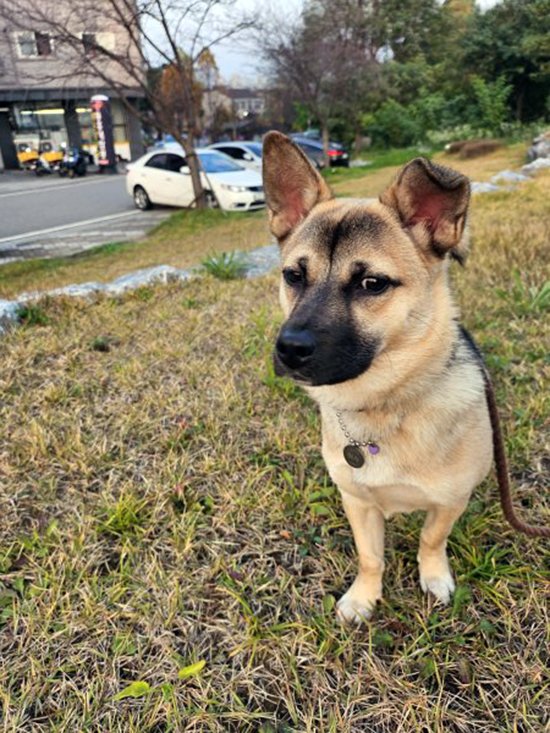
[208,141,263,172]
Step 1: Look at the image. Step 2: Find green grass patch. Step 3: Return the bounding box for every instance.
[323,146,436,183]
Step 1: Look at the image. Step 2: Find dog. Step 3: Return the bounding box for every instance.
[262,131,494,623]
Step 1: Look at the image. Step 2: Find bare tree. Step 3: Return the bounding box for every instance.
[259,0,384,163]
[0,0,256,208]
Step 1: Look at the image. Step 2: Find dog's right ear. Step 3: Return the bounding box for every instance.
[262,131,333,241]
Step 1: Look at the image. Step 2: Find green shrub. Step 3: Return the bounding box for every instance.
[364,100,423,148]
[471,75,512,136]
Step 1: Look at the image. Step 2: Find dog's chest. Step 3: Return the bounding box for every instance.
[321,413,437,515]
[352,455,433,515]
[329,445,432,515]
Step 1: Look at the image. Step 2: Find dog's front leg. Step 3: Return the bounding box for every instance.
[337,491,385,624]
[417,504,466,604]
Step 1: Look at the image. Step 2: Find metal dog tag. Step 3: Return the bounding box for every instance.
[343,444,365,468]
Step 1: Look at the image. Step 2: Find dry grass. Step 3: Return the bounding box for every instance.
[0,162,548,733]
[0,142,526,301]
[331,142,527,199]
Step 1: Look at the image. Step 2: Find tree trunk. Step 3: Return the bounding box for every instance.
[321,123,330,168]
[186,148,207,209]
[353,124,363,158]
[178,133,206,209]
[515,85,525,123]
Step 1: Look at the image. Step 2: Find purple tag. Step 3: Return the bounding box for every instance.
[367,443,380,455]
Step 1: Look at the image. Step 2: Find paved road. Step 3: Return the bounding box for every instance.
[0,172,171,264]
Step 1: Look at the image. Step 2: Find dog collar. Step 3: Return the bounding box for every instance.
[335,410,380,468]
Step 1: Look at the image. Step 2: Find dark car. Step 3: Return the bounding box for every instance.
[290,134,349,168]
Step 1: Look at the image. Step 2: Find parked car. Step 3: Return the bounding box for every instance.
[208,141,263,172]
[126,147,265,211]
[290,134,349,168]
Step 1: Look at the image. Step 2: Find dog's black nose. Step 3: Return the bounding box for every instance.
[276,327,316,369]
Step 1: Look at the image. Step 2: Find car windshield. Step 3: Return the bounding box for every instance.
[244,143,262,157]
[198,151,243,173]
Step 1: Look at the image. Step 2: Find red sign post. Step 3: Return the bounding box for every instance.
[90,95,117,173]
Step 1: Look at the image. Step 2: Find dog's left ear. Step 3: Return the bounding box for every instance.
[263,131,333,241]
[380,157,470,261]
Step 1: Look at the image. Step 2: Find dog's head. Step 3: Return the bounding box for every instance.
[263,131,470,397]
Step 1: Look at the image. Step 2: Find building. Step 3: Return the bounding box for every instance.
[224,88,266,119]
[0,1,145,170]
[201,86,267,142]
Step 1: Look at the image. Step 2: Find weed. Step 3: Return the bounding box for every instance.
[133,286,155,302]
[99,493,149,538]
[17,302,50,326]
[91,335,121,352]
[495,271,550,316]
[182,297,199,308]
[201,250,248,280]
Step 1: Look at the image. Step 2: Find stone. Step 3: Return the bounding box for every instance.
[244,243,279,279]
[521,157,550,175]
[491,170,530,184]
[0,299,21,334]
[471,181,501,194]
[526,133,550,162]
[104,265,186,295]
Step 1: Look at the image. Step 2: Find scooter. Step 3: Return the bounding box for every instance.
[58,147,88,178]
[32,156,54,176]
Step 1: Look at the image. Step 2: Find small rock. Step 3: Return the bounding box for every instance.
[244,243,280,279]
[471,181,501,194]
[0,299,21,333]
[521,157,550,174]
[491,170,530,184]
[104,265,183,295]
[526,133,550,162]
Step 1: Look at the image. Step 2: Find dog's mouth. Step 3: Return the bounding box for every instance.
[272,346,376,387]
[273,350,315,384]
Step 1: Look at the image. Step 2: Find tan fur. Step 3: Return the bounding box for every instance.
[263,132,493,622]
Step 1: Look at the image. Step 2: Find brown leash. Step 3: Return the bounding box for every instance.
[483,369,550,539]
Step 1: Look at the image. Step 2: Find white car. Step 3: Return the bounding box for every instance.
[126,147,265,211]
[208,141,262,172]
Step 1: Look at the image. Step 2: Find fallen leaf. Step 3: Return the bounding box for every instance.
[178,660,206,679]
[113,680,151,701]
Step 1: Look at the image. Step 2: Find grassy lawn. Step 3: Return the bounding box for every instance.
[0,142,528,301]
[0,159,548,730]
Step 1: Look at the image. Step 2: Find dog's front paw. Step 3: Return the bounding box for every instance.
[420,569,455,605]
[336,578,380,624]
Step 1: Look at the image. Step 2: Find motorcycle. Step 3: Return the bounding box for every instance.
[58,147,88,178]
[32,155,54,176]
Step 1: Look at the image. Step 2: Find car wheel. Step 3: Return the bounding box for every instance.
[205,190,219,208]
[134,185,152,210]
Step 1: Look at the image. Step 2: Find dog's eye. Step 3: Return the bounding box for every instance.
[360,276,391,295]
[283,269,305,286]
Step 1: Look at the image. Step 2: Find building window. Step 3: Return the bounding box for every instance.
[16,31,52,57]
[82,32,115,55]
[82,33,97,56]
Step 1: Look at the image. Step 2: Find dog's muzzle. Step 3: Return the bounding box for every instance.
[275,326,316,371]
[274,321,379,386]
